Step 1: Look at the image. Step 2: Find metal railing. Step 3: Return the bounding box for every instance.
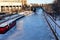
[44,11,60,40]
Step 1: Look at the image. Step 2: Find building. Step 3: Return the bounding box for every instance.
[0,0,27,14]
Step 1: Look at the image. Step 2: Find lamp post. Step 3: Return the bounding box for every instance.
[21,0,27,11]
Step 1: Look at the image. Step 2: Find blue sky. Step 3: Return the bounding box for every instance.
[27,0,54,4]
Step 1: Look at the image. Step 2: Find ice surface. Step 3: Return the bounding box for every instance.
[0,8,54,40]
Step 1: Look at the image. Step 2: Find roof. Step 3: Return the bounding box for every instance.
[0,2,22,6]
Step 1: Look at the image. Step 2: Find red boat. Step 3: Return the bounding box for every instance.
[0,20,16,34]
[0,15,24,34]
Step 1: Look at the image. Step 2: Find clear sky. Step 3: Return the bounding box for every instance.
[27,0,55,4]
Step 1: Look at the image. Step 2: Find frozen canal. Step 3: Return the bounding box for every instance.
[0,8,55,40]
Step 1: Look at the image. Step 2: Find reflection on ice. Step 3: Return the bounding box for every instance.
[16,20,24,31]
